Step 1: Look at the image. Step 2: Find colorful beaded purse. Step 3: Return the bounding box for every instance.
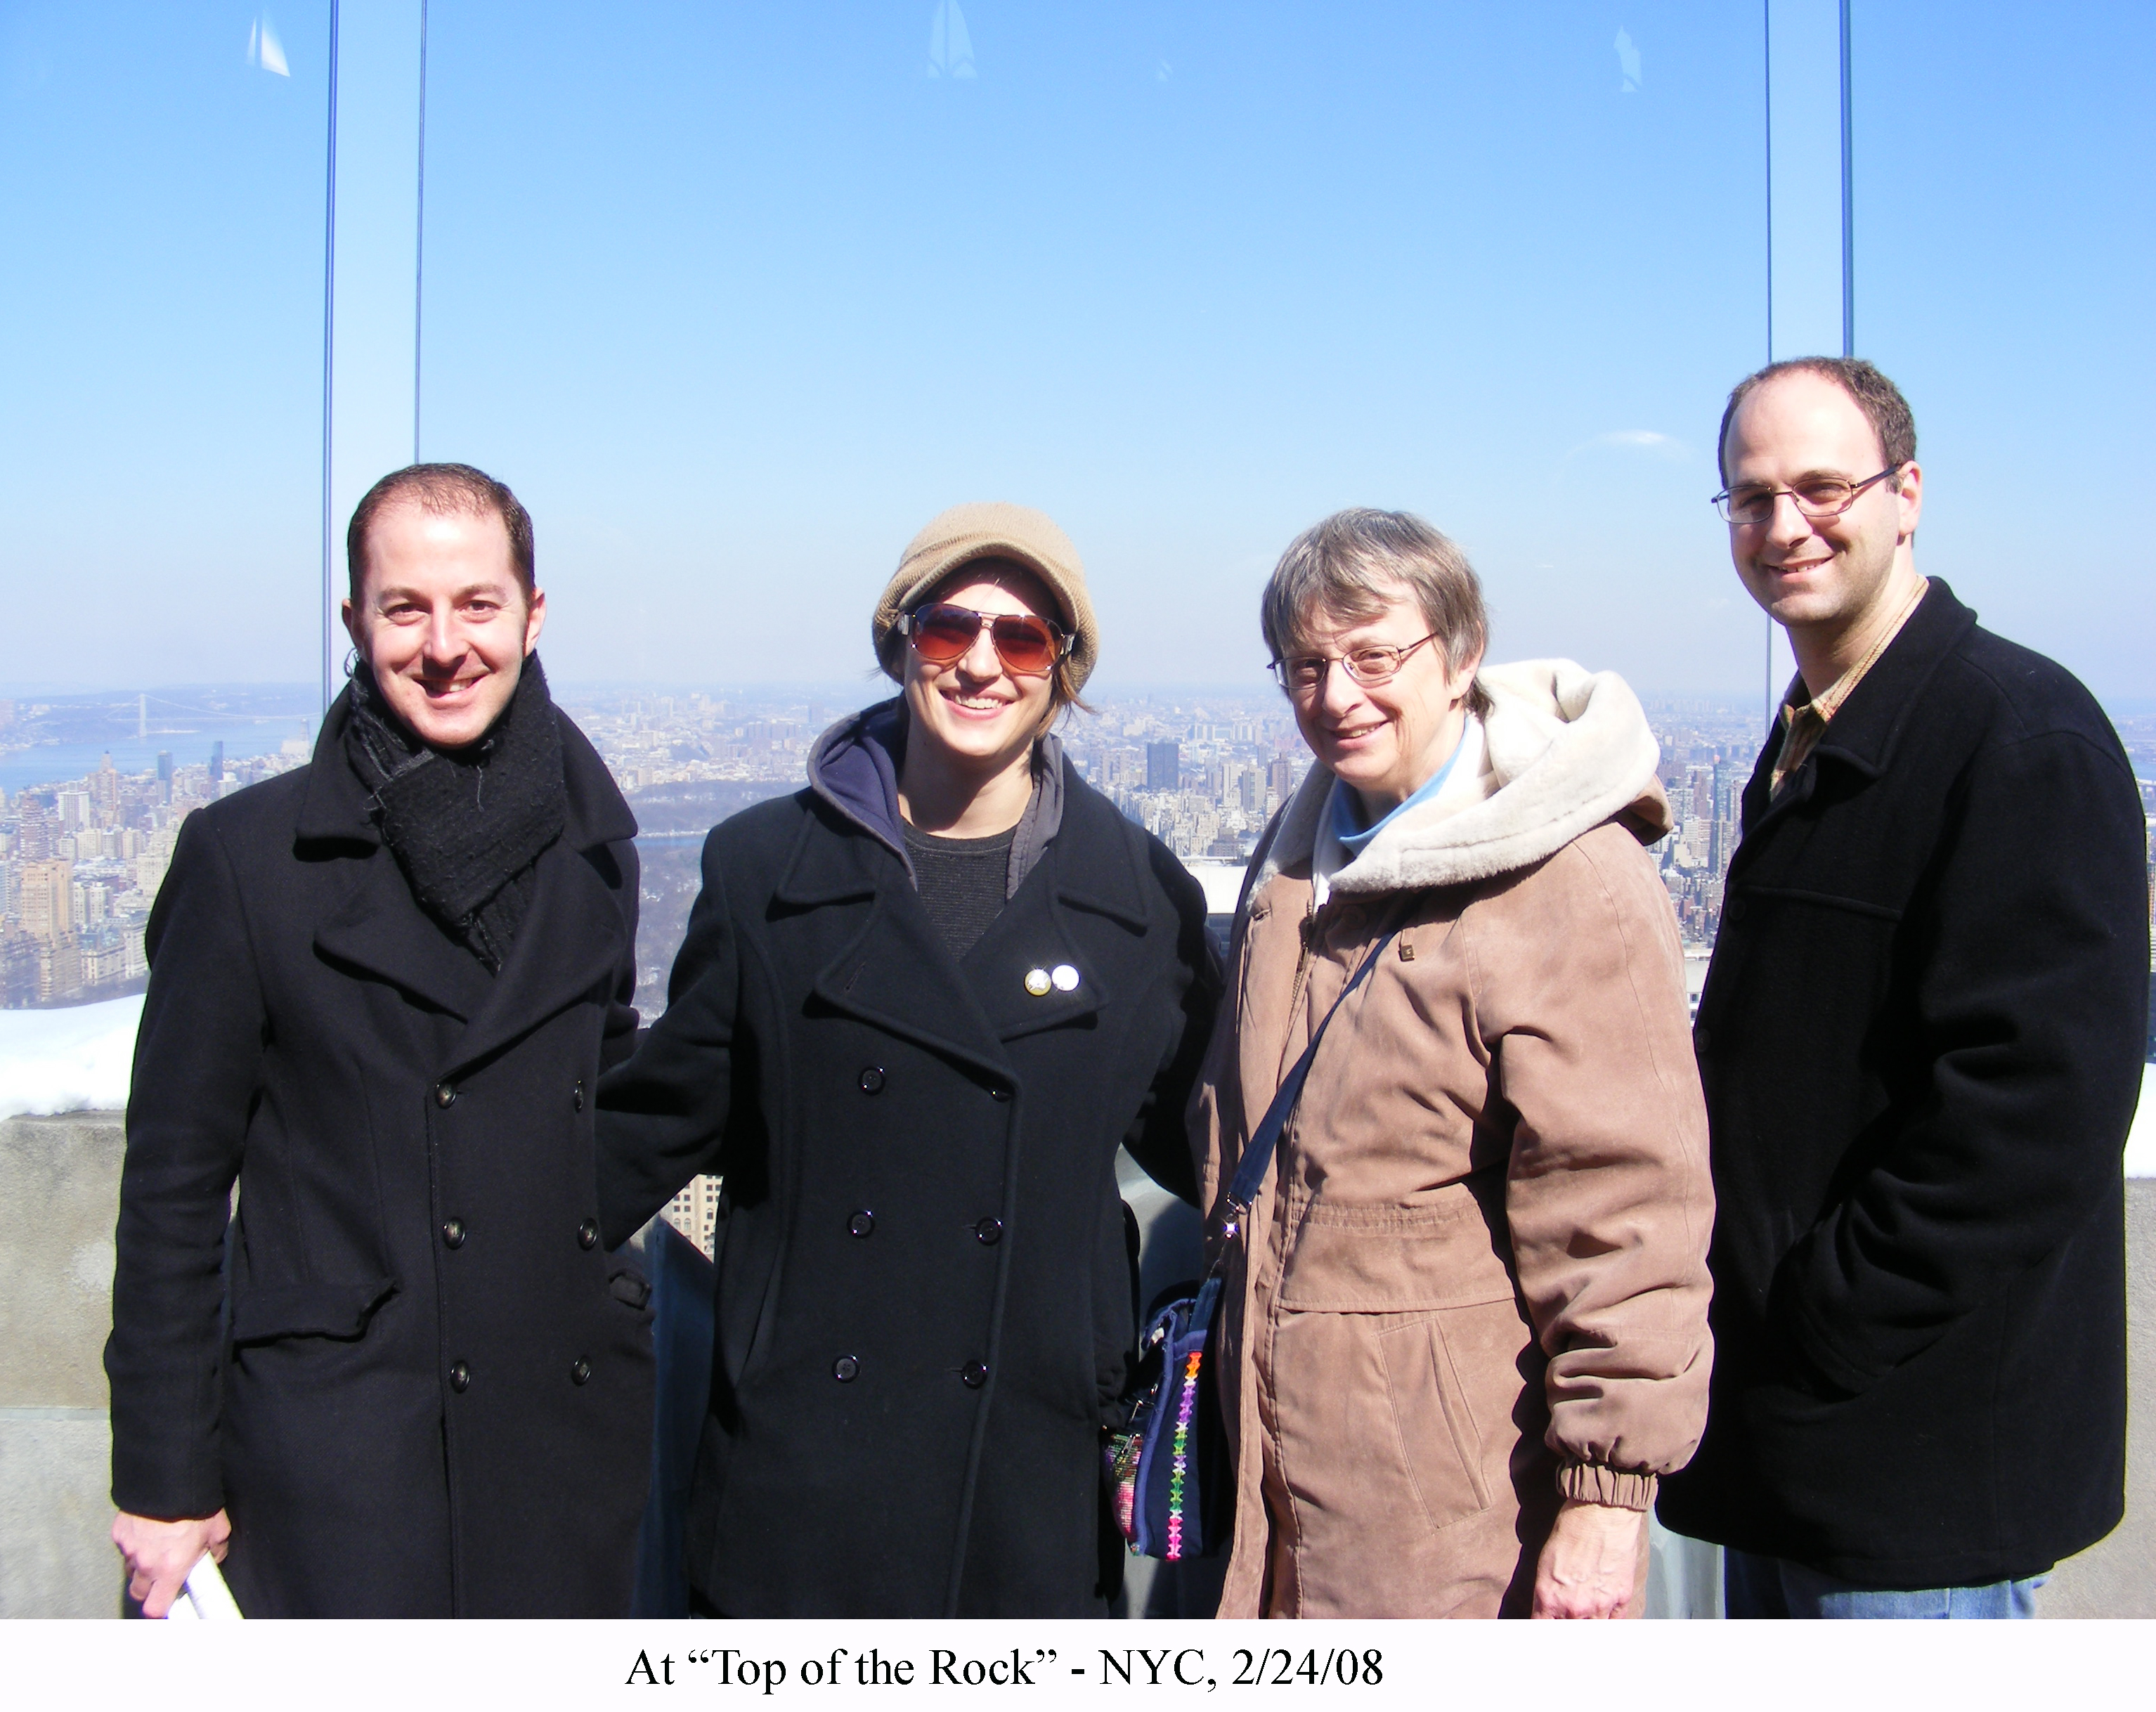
[1108,932,1397,1560]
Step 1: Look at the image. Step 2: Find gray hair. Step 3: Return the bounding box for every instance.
[1261,509,1491,716]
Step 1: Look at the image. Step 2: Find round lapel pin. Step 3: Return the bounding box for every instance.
[1023,968,1052,997]
[1051,964,1080,992]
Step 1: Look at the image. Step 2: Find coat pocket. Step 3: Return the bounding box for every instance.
[230,1278,397,1346]
[1378,1314,1493,1533]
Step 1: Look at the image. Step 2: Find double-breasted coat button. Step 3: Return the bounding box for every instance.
[572,1079,586,1112]
[441,1218,466,1249]
[571,1358,592,1386]
[833,1355,860,1382]
[973,1217,1003,1245]
[848,1210,876,1238]
[434,1082,457,1109]
[961,1361,989,1389]
[578,1218,599,1250]
[448,1361,471,1392]
[858,1067,885,1094]
[1694,1027,1713,1053]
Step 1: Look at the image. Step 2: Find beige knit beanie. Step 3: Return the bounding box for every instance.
[872,501,1099,693]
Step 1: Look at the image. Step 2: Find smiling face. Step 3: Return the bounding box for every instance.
[1722,368,1923,640]
[1287,583,1479,814]
[900,565,1061,779]
[341,499,546,751]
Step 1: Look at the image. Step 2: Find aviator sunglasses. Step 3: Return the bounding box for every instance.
[898,602,1072,678]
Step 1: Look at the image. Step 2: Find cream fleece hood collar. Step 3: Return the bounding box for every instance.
[1254,659,1670,897]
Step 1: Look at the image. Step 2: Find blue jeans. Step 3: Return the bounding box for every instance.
[1724,1548,2044,1618]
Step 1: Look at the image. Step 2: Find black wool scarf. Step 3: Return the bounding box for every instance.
[345,655,567,972]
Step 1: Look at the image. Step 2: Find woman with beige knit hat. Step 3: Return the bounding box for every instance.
[596,502,1219,1617]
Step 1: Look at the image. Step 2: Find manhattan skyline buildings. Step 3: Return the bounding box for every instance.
[6,675,2151,1015]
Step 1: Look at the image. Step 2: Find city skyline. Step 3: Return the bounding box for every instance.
[9,675,2151,1016]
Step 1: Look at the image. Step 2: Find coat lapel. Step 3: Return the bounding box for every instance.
[812,888,1015,1084]
[1736,581,1979,856]
[448,838,628,1077]
[781,802,1013,1080]
[967,839,1119,1044]
[314,852,491,1020]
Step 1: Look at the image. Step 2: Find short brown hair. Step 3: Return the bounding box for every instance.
[1717,356,1917,484]
[346,463,535,599]
[1261,509,1491,718]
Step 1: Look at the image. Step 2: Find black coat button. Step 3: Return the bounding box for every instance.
[442,1218,466,1249]
[571,1358,592,1386]
[448,1361,470,1393]
[961,1361,989,1389]
[434,1082,457,1109]
[988,1084,1011,1102]
[858,1067,885,1094]
[1727,897,1748,923]
[973,1217,1003,1245]
[578,1218,599,1250]
[573,1079,586,1112]
[1694,1026,1713,1053]
[833,1355,860,1382]
[848,1210,876,1238]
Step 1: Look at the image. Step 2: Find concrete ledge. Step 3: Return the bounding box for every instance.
[4,1119,2148,1618]
[0,1410,115,1618]
[2037,1178,2156,1616]
[0,1113,124,1411]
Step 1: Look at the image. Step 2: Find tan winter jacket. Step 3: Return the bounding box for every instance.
[1190,660,1713,1618]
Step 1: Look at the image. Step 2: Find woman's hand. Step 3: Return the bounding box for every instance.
[1531,1497,1643,1619]
[113,1509,230,1618]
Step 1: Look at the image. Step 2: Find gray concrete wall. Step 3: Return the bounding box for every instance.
[4,1117,2150,1619]
[0,1112,123,1618]
[2037,1178,2156,1617]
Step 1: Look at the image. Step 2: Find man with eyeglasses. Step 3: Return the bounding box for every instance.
[1656,357,2148,1617]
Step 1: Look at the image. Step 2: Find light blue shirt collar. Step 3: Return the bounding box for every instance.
[1330,729,1469,855]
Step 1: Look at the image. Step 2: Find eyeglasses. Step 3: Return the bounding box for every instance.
[1711,467,1899,526]
[898,602,1071,678]
[1272,633,1439,697]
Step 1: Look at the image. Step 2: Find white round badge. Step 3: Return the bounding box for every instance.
[1051,964,1080,992]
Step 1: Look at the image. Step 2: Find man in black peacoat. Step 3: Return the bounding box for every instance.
[106,685,654,1616]
[1659,359,2149,1605]
[595,708,1217,1618]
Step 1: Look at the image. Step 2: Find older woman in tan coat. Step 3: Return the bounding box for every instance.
[1191,509,1713,1619]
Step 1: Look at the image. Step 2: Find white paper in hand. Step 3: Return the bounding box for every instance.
[162,1554,244,1620]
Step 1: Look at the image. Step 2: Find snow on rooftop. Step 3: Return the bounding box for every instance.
[0,994,141,1119]
[1,992,2150,1179]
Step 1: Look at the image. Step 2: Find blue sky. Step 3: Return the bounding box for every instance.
[2,2,2149,703]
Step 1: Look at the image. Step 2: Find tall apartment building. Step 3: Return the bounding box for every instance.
[664,1175,726,1261]
[1145,741,1180,791]
[18,859,75,944]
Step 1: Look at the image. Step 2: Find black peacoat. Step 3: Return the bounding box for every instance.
[1658,581,2150,1588]
[595,713,1219,1618]
[106,689,656,1616]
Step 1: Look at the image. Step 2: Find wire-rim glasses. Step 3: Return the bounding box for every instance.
[1711,467,1900,526]
[1272,633,1440,698]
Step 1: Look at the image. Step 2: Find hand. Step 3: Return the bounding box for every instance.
[1531,1498,1643,1619]
[113,1510,230,1619]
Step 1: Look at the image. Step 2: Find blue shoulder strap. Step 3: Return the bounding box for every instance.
[1220,929,1397,1231]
